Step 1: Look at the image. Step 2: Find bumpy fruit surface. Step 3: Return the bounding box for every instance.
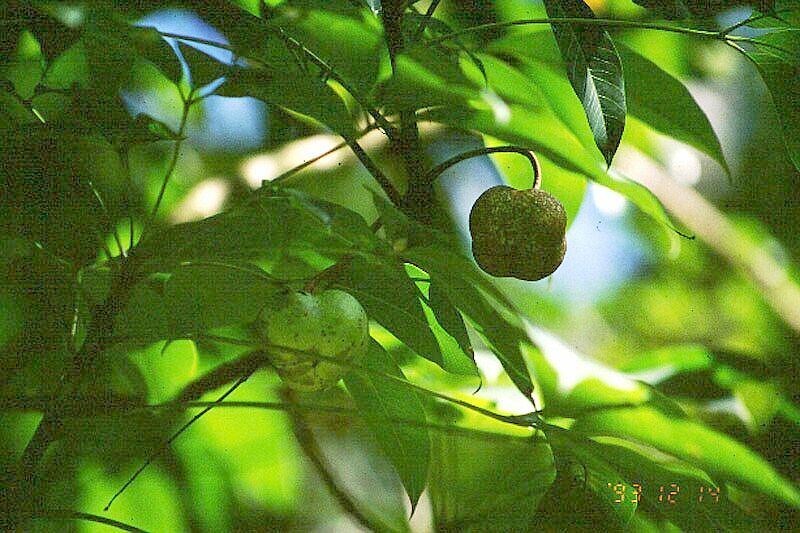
[263,289,369,392]
[469,186,567,281]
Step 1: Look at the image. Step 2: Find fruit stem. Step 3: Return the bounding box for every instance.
[422,146,542,189]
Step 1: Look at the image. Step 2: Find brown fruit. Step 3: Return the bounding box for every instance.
[469,186,567,281]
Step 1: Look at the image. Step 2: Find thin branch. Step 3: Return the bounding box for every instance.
[268,122,384,187]
[285,389,396,533]
[86,179,126,258]
[272,140,348,185]
[94,230,116,262]
[153,29,397,140]
[346,138,403,205]
[173,350,268,403]
[1,394,536,443]
[413,0,443,42]
[240,124,392,212]
[422,146,542,189]
[272,27,397,140]
[192,334,540,429]
[141,91,194,242]
[720,8,795,35]
[381,3,430,221]
[26,510,149,533]
[104,370,254,510]
[416,16,781,49]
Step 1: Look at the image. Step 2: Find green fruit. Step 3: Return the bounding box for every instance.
[469,186,567,281]
[263,289,369,392]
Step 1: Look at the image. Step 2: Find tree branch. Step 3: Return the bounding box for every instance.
[346,138,403,205]
[24,510,148,533]
[381,1,433,223]
[283,388,396,533]
[142,90,194,241]
[104,370,255,510]
[417,16,783,49]
[174,350,269,403]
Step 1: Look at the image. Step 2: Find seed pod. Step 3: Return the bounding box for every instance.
[262,289,369,392]
[469,186,567,281]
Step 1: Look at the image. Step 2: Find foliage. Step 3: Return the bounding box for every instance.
[1,0,799,531]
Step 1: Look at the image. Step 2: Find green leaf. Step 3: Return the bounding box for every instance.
[543,430,638,527]
[429,433,555,531]
[548,429,753,530]
[619,344,714,378]
[524,327,652,415]
[618,44,729,174]
[0,127,126,260]
[270,4,383,93]
[404,246,535,398]
[485,51,600,155]
[114,275,172,342]
[333,255,444,368]
[779,398,800,426]
[282,188,383,252]
[406,12,489,85]
[218,61,354,136]
[78,265,113,308]
[732,379,782,432]
[469,53,544,110]
[598,169,692,238]
[402,264,477,376]
[746,30,800,173]
[379,53,480,111]
[127,25,183,83]
[541,0,627,165]
[344,340,430,510]
[422,105,602,179]
[84,17,180,87]
[136,188,367,268]
[0,90,36,128]
[165,262,280,334]
[427,280,478,376]
[229,0,262,16]
[115,263,280,343]
[572,406,800,509]
[3,30,45,100]
[763,1,800,26]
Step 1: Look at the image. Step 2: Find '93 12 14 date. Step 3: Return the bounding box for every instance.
[606,482,721,504]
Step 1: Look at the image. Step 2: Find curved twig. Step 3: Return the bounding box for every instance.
[422,146,542,190]
[26,510,149,533]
